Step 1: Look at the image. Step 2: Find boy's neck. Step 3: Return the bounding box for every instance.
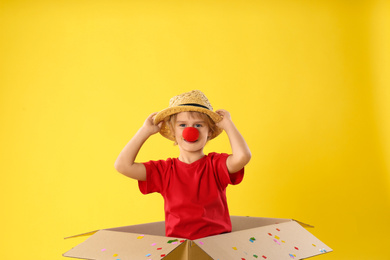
[178,151,205,164]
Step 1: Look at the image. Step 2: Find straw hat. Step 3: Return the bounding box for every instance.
[153,90,223,141]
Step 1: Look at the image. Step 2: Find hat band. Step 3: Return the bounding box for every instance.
[179,103,210,110]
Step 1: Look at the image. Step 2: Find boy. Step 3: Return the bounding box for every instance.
[114,90,251,240]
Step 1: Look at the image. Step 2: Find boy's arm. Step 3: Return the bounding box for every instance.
[216,109,252,174]
[114,112,162,181]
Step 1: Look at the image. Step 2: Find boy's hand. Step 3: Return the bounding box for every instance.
[215,109,233,130]
[142,112,162,136]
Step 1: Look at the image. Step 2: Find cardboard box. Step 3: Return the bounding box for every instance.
[63,216,332,260]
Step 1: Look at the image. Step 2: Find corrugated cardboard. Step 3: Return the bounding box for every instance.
[64,216,332,259]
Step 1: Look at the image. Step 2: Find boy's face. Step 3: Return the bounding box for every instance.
[174,112,211,153]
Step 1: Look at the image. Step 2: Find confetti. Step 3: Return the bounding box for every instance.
[289,253,295,259]
[268,233,272,236]
[146,254,151,257]
[249,237,256,243]
[157,248,162,250]
[294,247,299,250]
[320,248,327,253]
[253,255,258,258]
[199,241,204,245]
[276,228,280,231]
[180,240,185,243]
[232,247,238,250]
[151,243,156,246]
[167,239,178,244]
[312,244,316,247]
[262,256,267,259]
[113,254,118,257]
[273,239,281,245]
[137,235,145,239]
[275,236,280,240]
[161,254,166,257]
[101,248,106,252]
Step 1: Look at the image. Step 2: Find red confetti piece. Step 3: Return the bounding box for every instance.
[262,256,267,259]
[161,254,166,257]
[294,247,299,250]
[157,248,162,250]
[276,228,280,231]
[268,233,272,236]
[242,258,246,260]
[180,240,185,243]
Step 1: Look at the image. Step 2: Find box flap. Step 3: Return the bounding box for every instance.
[159,240,189,260]
[65,217,309,240]
[187,241,213,260]
[64,216,331,259]
[194,221,332,260]
[293,219,315,228]
[162,240,213,260]
[63,230,184,260]
[230,216,292,231]
[64,220,165,239]
[105,220,166,236]
[65,230,98,239]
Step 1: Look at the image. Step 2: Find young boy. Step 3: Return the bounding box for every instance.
[114,90,251,240]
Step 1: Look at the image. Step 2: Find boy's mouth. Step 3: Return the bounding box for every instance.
[184,139,198,144]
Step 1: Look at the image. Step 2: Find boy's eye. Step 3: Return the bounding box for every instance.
[194,124,203,128]
[179,124,186,127]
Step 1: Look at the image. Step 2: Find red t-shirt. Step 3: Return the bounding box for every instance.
[138,152,244,240]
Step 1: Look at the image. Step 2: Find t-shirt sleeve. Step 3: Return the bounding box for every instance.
[138,159,169,195]
[211,153,244,188]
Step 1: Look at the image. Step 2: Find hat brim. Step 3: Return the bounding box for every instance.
[153,105,223,141]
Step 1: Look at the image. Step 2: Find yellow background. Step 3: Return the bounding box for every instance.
[1,0,389,259]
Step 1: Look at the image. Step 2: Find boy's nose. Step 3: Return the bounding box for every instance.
[182,127,199,142]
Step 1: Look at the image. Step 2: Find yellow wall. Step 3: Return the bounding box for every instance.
[1,0,389,259]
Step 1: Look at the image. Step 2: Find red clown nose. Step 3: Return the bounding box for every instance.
[182,127,199,142]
